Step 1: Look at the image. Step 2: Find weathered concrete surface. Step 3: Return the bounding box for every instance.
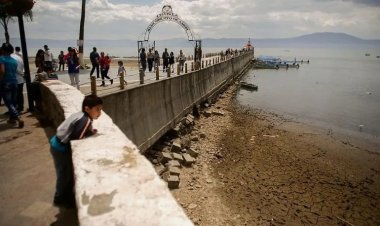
[101,51,253,152]
[40,81,193,226]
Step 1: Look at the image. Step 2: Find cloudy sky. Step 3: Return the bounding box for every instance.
[4,0,380,42]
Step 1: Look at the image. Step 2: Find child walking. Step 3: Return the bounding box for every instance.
[50,95,103,208]
[117,61,127,86]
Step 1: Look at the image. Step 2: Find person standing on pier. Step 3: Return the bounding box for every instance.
[66,48,80,90]
[11,48,25,112]
[58,51,65,71]
[147,48,154,72]
[139,48,147,72]
[169,52,175,72]
[154,50,160,71]
[178,50,186,72]
[43,45,53,72]
[89,47,100,78]
[99,52,113,86]
[162,48,169,72]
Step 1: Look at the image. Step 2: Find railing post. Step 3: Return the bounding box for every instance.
[119,72,125,90]
[177,63,180,75]
[185,63,187,73]
[191,62,194,71]
[202,61,204,68]
[167,68,171,77]
[213,58,214,65]
[155,66,159,80]
[91,76,97,95]
[139,69,144,84]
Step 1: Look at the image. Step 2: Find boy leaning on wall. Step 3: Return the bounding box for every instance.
[49,94,103,208]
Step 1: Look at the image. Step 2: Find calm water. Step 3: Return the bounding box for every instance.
[237,47,380,149]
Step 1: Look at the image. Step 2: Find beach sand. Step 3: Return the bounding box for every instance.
[170,83,380,225]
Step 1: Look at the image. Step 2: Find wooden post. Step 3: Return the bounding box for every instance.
[185,63,187,73]
[167,68,171,77]
[177,63,180,75]
[119,72,125,90]
[156,66,159,80]
[91,76,97,95]
[202,61,204,68]
[139,69,144,84]
[191,62,194,71]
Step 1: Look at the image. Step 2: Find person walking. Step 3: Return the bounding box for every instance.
[0,43,24,128]
[58,51,65,71]
[11,48,25,112]
[66,48,80,90]
[162,48,169,72]
[99,52,112,86]
[89,47,100,78]
[147,48,154,72]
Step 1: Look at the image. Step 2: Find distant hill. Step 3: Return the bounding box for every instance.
[4,32,379,57]
[204,32,380,48]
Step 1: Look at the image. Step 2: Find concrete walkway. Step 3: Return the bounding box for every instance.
[0,56,220,225]
[0,104,78,226]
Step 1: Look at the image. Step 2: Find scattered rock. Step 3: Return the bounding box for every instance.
[158,152,173,164]
[200,133,206,139]
[187,148,199,158]
[167,175,180,189]
[172,152,184,162]
[182,153,196,166]
[171,141,182,153]
[203,111,212,117]
[188,203,198,209]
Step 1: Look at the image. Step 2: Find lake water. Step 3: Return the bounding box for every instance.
[237,47,380,150]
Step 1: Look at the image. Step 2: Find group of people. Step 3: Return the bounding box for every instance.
[0,43,25,128]
[139,48,186,73]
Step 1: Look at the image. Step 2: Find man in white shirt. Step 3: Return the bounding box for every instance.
[44,44,53,72]
[11,50,25,112]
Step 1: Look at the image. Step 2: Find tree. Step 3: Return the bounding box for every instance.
[78,0,86,67]
[0,0,33,43]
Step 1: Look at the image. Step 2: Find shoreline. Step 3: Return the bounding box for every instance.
[169,82,380,225]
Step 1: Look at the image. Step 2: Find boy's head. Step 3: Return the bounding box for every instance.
[82,95,103,119]
[118,61,123,66]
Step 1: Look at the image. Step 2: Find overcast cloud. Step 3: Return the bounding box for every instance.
[3,0,380,42]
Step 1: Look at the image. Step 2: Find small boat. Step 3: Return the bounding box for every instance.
[365,53,370,56]
[240,81,258,91]
[377,56,380,58]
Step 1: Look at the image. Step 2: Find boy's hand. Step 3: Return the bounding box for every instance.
[92,129,98,134]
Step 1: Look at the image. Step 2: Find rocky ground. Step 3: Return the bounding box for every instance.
[146,83,380,226]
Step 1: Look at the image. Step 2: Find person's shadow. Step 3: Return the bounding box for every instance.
[50,207,79,226]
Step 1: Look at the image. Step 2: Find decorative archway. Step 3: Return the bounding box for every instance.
[138,5,202,70]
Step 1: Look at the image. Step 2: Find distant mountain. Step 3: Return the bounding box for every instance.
[4,32,379,57]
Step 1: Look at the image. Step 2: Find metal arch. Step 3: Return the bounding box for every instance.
[143,5,194,41]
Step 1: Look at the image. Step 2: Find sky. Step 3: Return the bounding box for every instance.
[3,0,380,42]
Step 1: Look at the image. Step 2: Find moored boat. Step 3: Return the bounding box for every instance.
[240,81,258,91]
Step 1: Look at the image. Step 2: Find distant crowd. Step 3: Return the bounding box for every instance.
[139,47,186,73]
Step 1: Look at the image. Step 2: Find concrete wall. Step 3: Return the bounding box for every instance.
[40,81,194,226]
[101,51,253,152]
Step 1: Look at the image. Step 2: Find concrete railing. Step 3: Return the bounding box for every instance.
[40,81,194,226]
[101,50,254,152]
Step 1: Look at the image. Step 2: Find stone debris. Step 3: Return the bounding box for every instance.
[171,141,182,153]
[187,148,199,158]
[203,111,212,117]
[167,166,181,176]
[182,153,196,166]
[166,175,180,189]
[167,160,181,168]
[158,152,173,164]
[188,203,198,209]
[212,110,225,116]
[200,133,206,139]
[172,152,184,162]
